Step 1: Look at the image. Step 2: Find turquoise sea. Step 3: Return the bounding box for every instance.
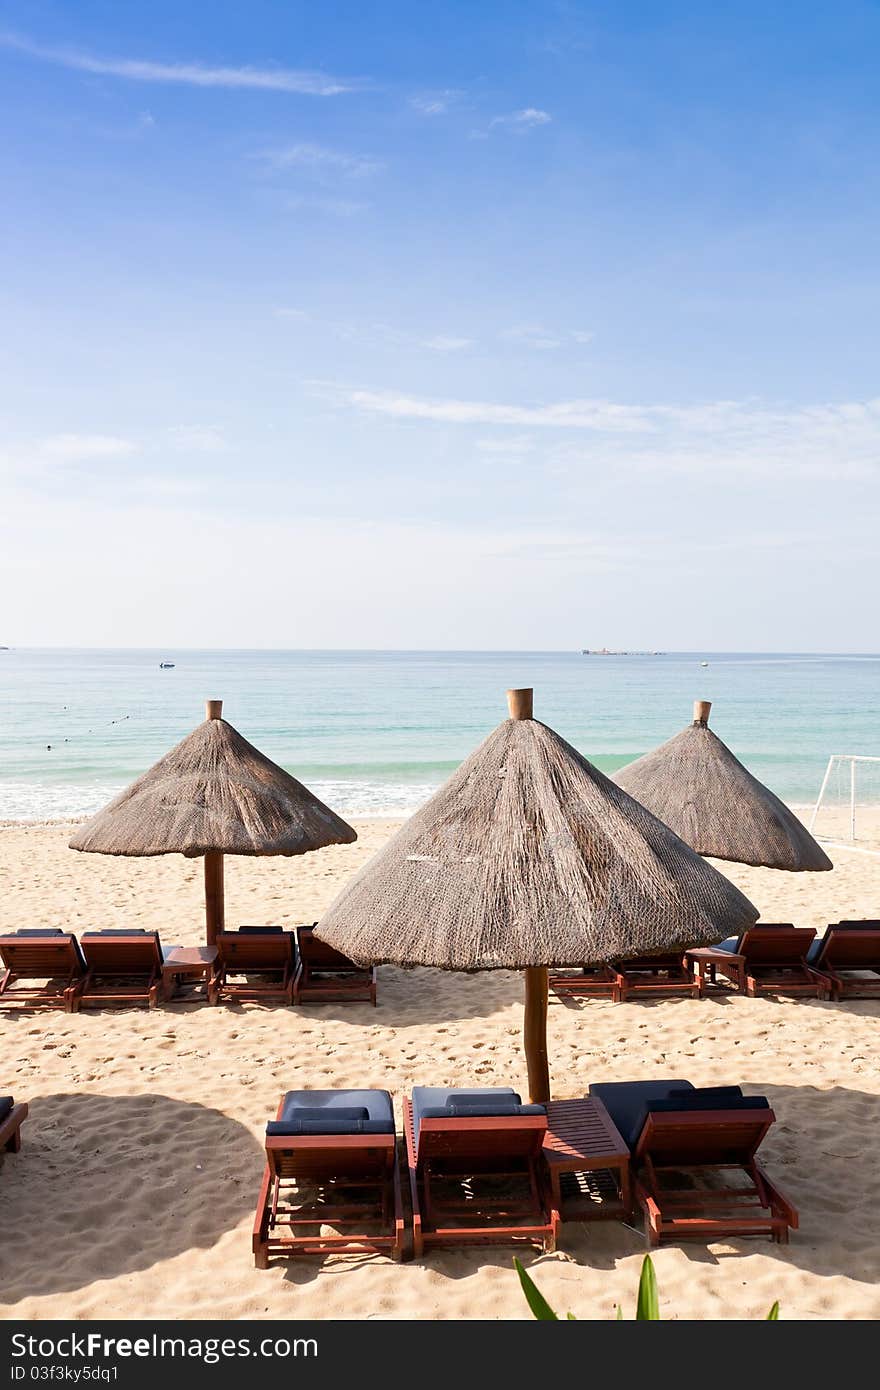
[0,649,878,821]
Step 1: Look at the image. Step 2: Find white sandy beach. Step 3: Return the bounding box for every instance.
[1,817,879,1321]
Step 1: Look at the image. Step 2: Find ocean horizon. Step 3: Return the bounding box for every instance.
[1,647,878,822]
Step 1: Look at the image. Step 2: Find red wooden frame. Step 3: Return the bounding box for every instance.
[404,1096,558,1257]
[292,926,377,1006]
[614,953,700,1001]
[808,925,880,999]
[549,964,621,1002]
[75,934,165,1010]
[630,1106,798,1246]
[252,1098,404,1264]
[0,935,85,1012]
[0,1102,28,1155]
[209,930,296,1006]
[723,926,825,998]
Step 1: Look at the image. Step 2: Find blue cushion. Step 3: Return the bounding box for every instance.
[646,1094,770,1120]
[668,1085,742,1102]
[0,1097,13,1123]
[715,937,739,954]
[239,925,284,934]
[268,1088,394,1138]
[411,1086,545,1143]
[807,938,824,963]
[85,929,152,936]
[11,928,64,937]
[590,1080,694,1150]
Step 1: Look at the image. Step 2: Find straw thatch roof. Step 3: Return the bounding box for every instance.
[69,714,356,858]
[316,715,757,970]
[613,707,832,871]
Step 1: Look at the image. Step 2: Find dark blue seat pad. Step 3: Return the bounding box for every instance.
[590,1080,695,1149]
[0,1097,14,1124]
[267,1088,394,1137]
[411,1086,546,1143]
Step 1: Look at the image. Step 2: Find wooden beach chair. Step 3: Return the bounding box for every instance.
[253,1089,403,1264]
[0,929,86,1012]
[613,952,700,1001]
[589,1079,798,1246]
[75,930,168,1010]
[717,924,824,997]
[549,964,621,1002]
[292,925,377,1006]
[405,1086,557,1257]
[0,1096,28,1155]
[209,926,296,1005]
[807,921,880,999]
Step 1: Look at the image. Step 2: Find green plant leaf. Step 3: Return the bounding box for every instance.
[513,1257,559,1320]
[766,1302,780,1320]
[635,1255,660,1320]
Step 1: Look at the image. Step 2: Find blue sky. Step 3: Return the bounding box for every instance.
[1,1,878,648]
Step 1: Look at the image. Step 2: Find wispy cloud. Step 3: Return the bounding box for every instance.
[500,325,595,351]
[167,425,226,453]
[501,324,561,350]
[41,434,137,462]
[311,383,880,479]
[287,194,369,216]
[490,107,552,131]
[0,31,355,96]
[262,142,382,177]
[410,89,464,116]
[276,311,471,352]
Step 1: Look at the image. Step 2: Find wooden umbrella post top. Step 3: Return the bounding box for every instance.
[506,687,550,1103]
[507,688,534,720]
[693,699,712,726]
[206,699,223,721]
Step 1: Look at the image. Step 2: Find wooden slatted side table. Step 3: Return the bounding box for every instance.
[543,1097,631,1223]
[686,946,746,995]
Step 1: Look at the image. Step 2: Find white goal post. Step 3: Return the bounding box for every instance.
[809,754,880,848]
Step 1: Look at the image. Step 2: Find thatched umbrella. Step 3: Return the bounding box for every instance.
[614,700,832,872]
[316,689,757,1102]
[69,700,357,943]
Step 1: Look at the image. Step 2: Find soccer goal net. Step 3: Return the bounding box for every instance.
[809,755,880,853]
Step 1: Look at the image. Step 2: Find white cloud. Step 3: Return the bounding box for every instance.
[263,142,382,177]
[420,335,472,352]
[41,434,137,462]
[489,108,552,131]
[501,324,561,350]
[311,382,880,479]
[476,435,535,455]
[410,90,464,116]
[571,329,595,345]
[0,31,354,95]
[167,425,227,453]
[288,194,369,216]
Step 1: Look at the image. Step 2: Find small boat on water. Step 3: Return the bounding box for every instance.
[159,662,175,669]
[701,661,709,667]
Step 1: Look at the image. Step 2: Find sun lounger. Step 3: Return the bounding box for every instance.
[0,929,86,1011]
[209,926,296,1005]
[613,952,699,1001]
[590,1078,797,1246]
[253,1089,403,1264]
[549,964,621,1002]
[0,1096,28,1155]
[716,923,824,997]
[293,925,377,1006]
[807,921,880,999]
[75,929,168,1010]
[405,1086,557,1256]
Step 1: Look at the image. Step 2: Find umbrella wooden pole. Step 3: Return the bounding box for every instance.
[204,851,225,946]
[507,687,550,1102]
[203,699,225,946]
[523,966,550,1103]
